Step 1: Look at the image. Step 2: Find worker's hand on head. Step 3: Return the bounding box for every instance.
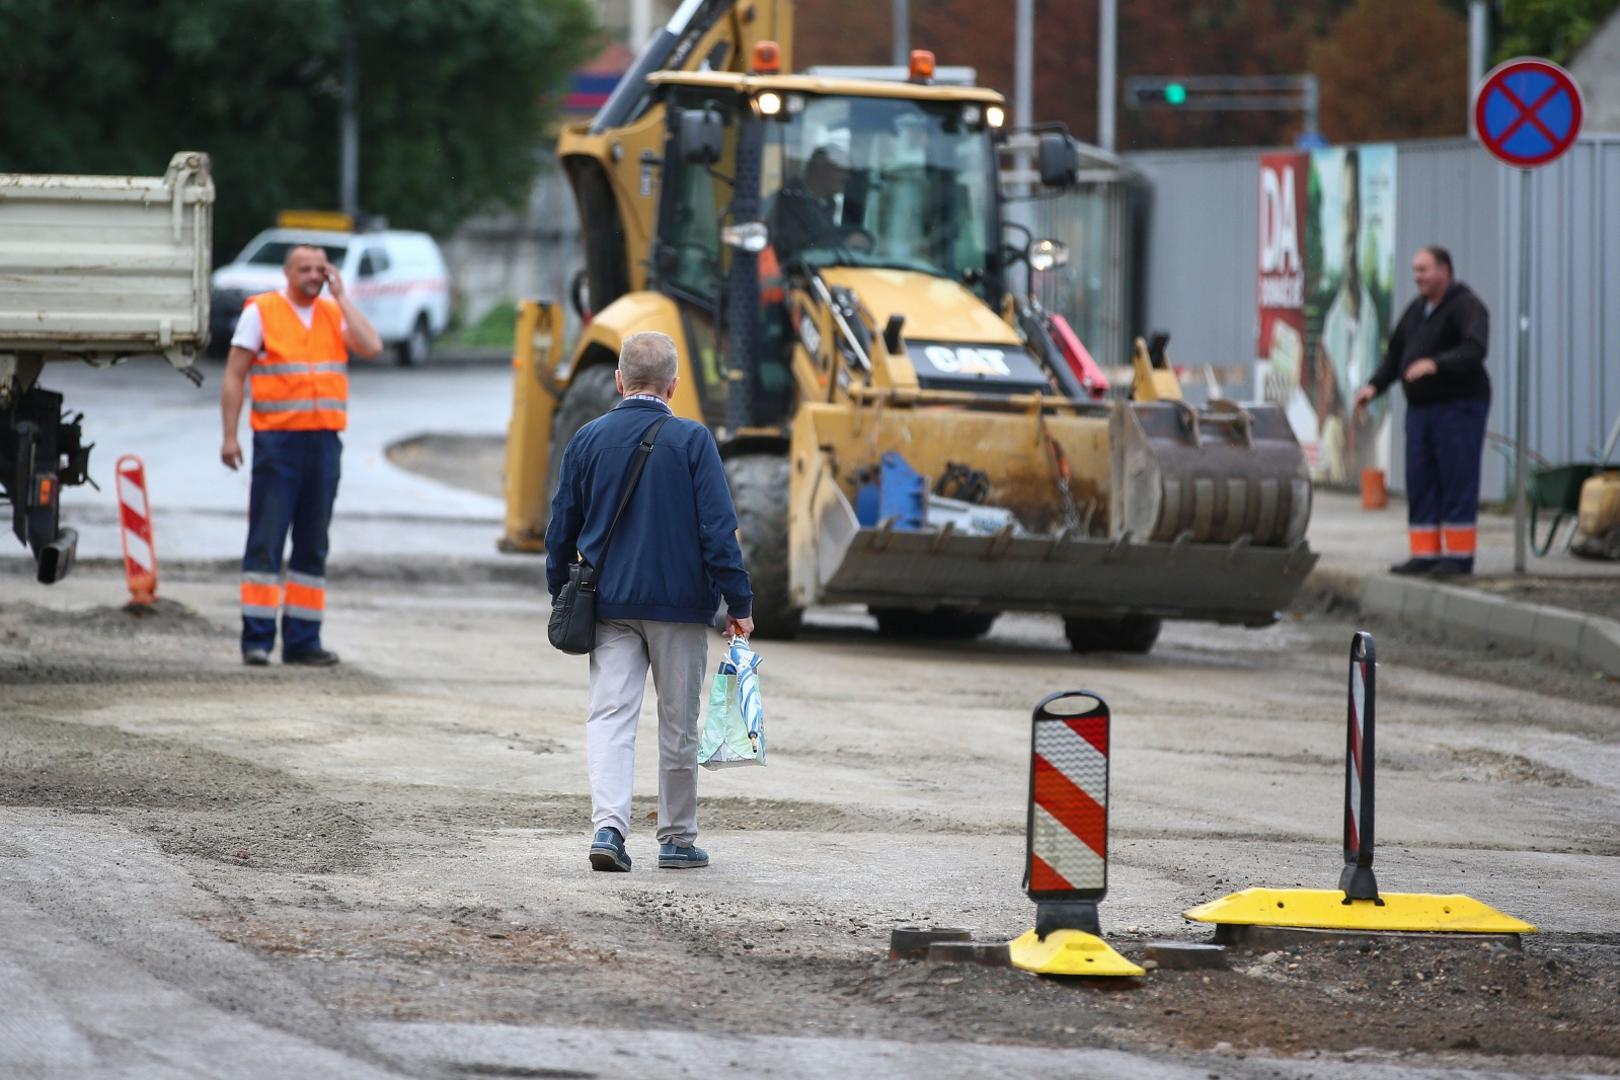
[221,435,243,471]
[323,265,346,300]
[725,614,754,640]
[1352,385,1377,414]
[1404,358,1438,382]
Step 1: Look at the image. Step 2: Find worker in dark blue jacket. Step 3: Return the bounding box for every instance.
[545,331,753,874]
[1355,245,1490,577]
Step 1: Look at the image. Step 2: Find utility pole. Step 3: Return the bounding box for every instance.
[891,0,909,66]
[1098,0,1117,151]
[340,33,359,219]
[1467,0,1489,136]
[1014,0,1033,130]
[630,0,653,53]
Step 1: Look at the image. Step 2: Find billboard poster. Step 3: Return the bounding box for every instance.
[1303,144,1397,486]
[1257,152,1310,464]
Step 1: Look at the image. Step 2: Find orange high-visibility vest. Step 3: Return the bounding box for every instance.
[247,292,349,432]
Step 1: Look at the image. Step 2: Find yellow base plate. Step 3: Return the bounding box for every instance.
[1008,928,1145,976]
[1183,888,1536,934]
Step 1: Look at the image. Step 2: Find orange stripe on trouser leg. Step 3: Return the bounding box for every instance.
[241,582,281,608]
[1443,526,1477,556]
[284,581,326,611]
[1409,527,1440,558]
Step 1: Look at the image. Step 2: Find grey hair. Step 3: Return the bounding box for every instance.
[618,331,679,393]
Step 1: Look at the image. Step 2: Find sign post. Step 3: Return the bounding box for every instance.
[1472,58,1583,573]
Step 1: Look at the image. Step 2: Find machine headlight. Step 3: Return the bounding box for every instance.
[986,104,1006,129]
[721,221,770,253]
[756,91,783,117]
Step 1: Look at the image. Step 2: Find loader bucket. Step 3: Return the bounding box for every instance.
[787,400,1316,626]
[1111,400,1311,547]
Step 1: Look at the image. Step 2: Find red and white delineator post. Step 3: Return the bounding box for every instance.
[1341,631,1379,902]
[115,454,158,605]
[1185,631,1537,935]
[1008,691,1143,976]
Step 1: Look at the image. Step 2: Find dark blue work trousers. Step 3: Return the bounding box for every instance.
[1405,398,1489,569]
[241,430,341,656]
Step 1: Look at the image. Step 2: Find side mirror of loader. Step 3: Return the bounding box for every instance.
[1037,133,1080,189]
[679,107,725,165]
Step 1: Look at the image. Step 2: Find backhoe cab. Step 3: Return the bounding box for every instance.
[506,7,1315,651]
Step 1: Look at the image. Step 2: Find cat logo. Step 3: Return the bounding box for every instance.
[922,344,1014,378]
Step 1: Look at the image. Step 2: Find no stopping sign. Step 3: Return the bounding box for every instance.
[1474,57,1584,168]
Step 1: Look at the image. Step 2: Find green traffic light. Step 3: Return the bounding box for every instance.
[1164,82,1188,106]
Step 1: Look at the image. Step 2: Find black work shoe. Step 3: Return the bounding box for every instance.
[284,648,340,667]
[242,649,271,667]
[1388,558,1438,576]
[589,827,631,872]
[1430,558,1474,579]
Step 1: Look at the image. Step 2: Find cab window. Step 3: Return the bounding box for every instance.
[358,248,390,278]
[658,96,740,303]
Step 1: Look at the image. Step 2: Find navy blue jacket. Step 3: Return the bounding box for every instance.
[545,398,752,624]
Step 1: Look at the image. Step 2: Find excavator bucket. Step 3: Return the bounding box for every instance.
[787,399,1315,626]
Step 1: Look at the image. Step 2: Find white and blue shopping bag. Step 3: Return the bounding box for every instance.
[698,636,765,769]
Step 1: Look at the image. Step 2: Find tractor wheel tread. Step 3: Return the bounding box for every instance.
[543,365,622,524]
[1063,614,1162,654]
[725,454,802,640]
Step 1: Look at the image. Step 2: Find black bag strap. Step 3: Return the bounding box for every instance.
[593,413,673,572]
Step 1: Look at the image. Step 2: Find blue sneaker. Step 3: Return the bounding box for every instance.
[589,827,631,872]
[658,842,709,869]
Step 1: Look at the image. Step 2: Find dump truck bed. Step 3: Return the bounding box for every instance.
[0,151,214,370]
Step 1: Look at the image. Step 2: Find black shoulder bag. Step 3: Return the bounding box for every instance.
[548,414,673,655]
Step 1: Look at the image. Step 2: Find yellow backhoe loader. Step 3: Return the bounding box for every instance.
[502,0,1316,651]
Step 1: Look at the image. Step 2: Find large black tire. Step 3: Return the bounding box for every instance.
[725,454,802,640]
[871,607,999,640]
[1063,615,1162,654]
[544,365,621,511]
[396,313,432,367]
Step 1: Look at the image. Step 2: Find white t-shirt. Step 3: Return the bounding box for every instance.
[231,296,346,354]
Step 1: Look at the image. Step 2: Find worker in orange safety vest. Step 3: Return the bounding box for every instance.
[220,244,382,666]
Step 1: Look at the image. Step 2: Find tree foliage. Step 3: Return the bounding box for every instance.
[1310,0,1470,142]
[795,0,1352,150]
[0,0,599,258]
[1496,0,1620,63]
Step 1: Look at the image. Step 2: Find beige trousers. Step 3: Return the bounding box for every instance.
[586,619,708,845]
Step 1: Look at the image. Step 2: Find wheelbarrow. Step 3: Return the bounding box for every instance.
[1528,463,1596,556]
[1524,407,1620,557]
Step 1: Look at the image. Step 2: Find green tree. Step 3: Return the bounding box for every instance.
[1496,0,1620,63]
[0,0,599,258]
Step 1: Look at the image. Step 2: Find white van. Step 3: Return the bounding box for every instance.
[211,226,452,365]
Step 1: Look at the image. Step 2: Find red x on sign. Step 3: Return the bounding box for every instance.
[1474,58,1583,168]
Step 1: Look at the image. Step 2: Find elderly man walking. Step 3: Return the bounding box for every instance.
[546,332,753,872]
[1355,245,1490,577]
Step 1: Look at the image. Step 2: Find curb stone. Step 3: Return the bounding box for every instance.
[1309,569,1620,678]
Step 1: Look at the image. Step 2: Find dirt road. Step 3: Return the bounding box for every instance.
[3,560,1618,1079]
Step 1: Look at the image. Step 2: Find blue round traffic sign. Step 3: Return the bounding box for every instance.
[1474,58,1584,168]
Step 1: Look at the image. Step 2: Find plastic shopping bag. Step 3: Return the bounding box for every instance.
[698,636,765,770]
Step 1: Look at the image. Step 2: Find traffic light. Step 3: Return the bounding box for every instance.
[1163,82,1188,106]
